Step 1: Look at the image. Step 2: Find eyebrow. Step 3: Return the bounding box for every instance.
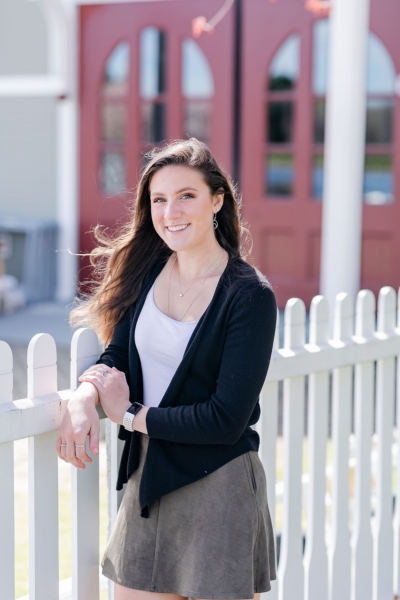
[150,187,198,197]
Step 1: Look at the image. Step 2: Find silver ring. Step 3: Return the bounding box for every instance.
[101,370,107,376]
[74,444,86,448]
[60,444,67,447]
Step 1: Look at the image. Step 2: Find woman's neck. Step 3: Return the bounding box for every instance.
[173,242,228,282]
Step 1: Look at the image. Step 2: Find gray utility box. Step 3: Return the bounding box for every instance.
[0,217,58,302]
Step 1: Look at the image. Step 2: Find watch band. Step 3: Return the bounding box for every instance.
[123,402,144,432]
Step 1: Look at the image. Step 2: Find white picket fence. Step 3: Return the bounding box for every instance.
[1,285,400,600]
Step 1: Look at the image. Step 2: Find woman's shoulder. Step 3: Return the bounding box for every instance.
[227,256,275,292]
[224,256,276,309]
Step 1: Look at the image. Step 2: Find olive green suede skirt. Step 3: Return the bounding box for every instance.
[101,433,276,599]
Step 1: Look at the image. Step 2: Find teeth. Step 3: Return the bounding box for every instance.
[167,224,189,232]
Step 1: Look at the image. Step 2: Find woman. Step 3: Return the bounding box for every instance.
[56,138,277,600]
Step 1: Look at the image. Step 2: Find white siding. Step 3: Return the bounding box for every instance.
[0,97,57,219]
[0,0,56,221]
[0,0,47,75]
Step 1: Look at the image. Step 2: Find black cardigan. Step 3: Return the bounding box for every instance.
[96,254,277,517]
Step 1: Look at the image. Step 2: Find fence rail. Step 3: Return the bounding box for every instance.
[1,286,400,600]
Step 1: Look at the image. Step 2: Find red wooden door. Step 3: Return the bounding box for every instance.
[241,0,400,308]
[79,1,234,261]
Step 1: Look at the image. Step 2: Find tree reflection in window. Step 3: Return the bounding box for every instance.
[312,21,395,204]
[140,27,166,145]
[100,41,130,195]
[266,154,295,197]
[364,155,393,205]
[182,38,214,143]
[265,34,299,198]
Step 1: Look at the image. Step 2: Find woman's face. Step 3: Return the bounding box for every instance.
[149,165,224,253]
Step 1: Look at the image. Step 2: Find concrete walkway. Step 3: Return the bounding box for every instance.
[0,301,74,347]
[0,302,76,400]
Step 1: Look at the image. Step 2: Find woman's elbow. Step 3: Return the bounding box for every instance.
[219,425,242,445]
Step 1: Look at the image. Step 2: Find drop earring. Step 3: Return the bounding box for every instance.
[213,212,219,230]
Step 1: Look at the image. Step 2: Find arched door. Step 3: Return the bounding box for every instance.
[79,1,234,261]
[241,0,400,307]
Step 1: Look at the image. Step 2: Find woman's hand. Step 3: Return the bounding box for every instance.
[78,364,131,425]
[78,364,149,434]
[55,381,100,469]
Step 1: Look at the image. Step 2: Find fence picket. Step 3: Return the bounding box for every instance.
[27,333,57,397]
[27,334,59,600]
[373,287,396,599]
[394,288,400,596]
[329,293,353,600]
[352,290,375,600]
[2,285,400,600]
[70,328,101,600]
[0,341,15,600]
[259,309,279,600]
[278,299,306,600]
[304,296,329,600]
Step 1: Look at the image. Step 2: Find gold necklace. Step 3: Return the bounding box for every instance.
[177,251,223,297]
[167,250,225,322]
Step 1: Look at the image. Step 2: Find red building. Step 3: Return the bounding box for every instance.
[79,0,399,307]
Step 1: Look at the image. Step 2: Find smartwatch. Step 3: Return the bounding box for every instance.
[123,402,144,432]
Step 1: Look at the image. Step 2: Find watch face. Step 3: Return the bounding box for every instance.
[128,402,143,416]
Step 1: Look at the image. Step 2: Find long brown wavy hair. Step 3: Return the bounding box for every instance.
[70,137,251,345]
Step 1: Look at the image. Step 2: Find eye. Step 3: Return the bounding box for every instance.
[181,193,194,199]
[152,197,166,203]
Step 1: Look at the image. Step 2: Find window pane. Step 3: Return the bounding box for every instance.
[184,101,211,142]
[269,34,300,91]
[363,155,393,204]
[101,103,126,141]
[140,27,166,99]
[366,99,393,144]
[312,153,324,199]
[313,19,329,95]
[142,103,165,143]
[101,151,126,194]
[367,33,396,94]
[268,101,293,143]
[266,153,294,197]
[182,39,214,99]
[312,24,396,95]
[314,99,325,143]
[103,41,130,97]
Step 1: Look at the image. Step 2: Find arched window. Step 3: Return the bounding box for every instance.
[100,41,130,195]
[364,34,396,204]
[312,19,329,200]
[312,21,396,204]
[140,27,166,146]
[182,38,214,142]
[265,34,300,198]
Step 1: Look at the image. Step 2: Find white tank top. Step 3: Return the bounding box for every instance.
[135,279,198,408]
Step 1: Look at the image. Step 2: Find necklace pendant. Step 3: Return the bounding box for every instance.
[179,293,183,297]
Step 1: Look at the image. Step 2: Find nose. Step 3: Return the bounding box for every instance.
[164,199,181,221]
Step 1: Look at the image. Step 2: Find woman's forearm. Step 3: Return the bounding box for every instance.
[73,381,100,406]
[131,405,149,434]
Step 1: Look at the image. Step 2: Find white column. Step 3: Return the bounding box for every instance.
[34,0,79,301]
[56,91,78,302]
[320,0,371,321]
[55,0,79,302]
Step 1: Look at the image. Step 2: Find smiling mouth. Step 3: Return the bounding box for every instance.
[166,224,190,232]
